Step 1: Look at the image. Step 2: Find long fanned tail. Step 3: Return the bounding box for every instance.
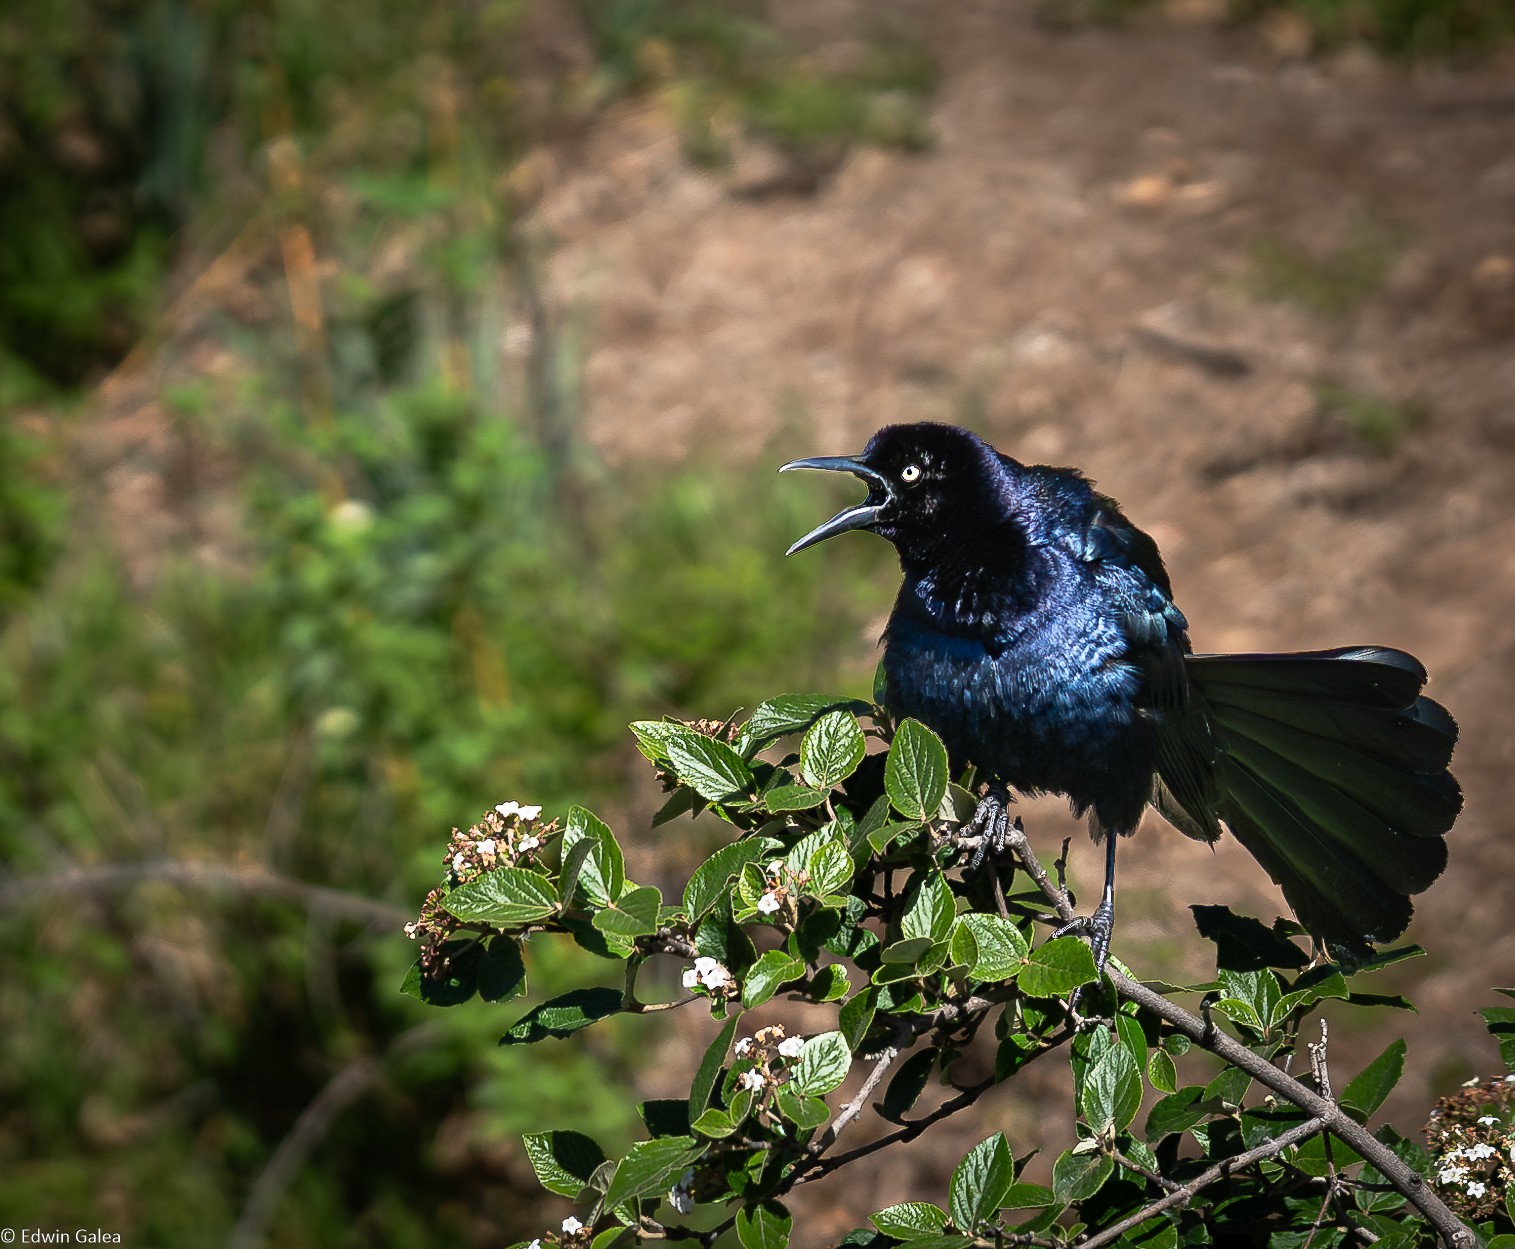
[1176,646,1461,964]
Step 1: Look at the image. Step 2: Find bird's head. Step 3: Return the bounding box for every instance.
[781,422,1009,559]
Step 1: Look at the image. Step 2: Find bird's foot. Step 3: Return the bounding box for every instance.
[1054,897,1115,1006]
[959,781,1015,871]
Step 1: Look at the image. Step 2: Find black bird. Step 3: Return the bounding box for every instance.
[782,422,1460,970]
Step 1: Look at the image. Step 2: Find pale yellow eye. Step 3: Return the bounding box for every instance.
[900,463,923,485]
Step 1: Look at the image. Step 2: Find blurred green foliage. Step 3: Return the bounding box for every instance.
[0,0,903,1241]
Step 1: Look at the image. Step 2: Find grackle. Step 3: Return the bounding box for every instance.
[782,422,1460,972]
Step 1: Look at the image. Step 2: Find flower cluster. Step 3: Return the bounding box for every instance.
[731,1024,806,1095]
[404,801,556,972]
[681,956,735,998]
[1425,1074,1515,1219]
[756,859,791,917]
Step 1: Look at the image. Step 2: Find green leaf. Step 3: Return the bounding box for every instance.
[1191,905,1308,970]
[593,885,662,938]
[1051,1148,1113,1203]
[563,806,625,907]
[742,950,805,1010]
[881,1048,937,1122]
[885,719,949,821]
[880,936,936,966]
[998,1183,1056,1209]
[871,1203,949,1240]
[794,1031,852,1096]
[690,1012,744,1116]
[809,963,851,1002]
[443,868,559,925]
[736,1200,792,1249]
[685,839,778,922]
[789,824,853,899]
[603,1136,703,1207]
[867,819,925,854]
[839,989,878,1050]
[1116,1013,1148,1073]
[1144,1086,1207,1140]
[1019,936,1098,997]
[949,1132,1014,1231]
[663,726,755,802]
[639,1099,691,1138]
[523,1130,607,1197]
[1147,1049,1178,1095]
[737,694,871,757]
[950,914,1027,983]
[401,937,526,1007]
[691,1105,738,1138]
[763,784,829,811]
[502,988,623,1045]
[1481,1005,1515,1068]
[1340,1038,1406,1119]
[774,1087,831,1129]
[800,710,867,789]
[1218,968,1280,1036]
[900,871,956,943]
[1081,1045,1142,1133]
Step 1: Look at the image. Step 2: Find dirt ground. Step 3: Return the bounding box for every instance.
[516,1,1515,1231]
[82,0,1515,1237]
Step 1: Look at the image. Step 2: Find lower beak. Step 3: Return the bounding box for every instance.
[779,455,892,556]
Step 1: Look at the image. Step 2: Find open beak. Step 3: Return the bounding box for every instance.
[779,455,893,556]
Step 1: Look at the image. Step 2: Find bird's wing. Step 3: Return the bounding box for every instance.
[1079,493,1225,840]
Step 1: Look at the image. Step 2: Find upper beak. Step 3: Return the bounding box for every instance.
[779,455,893,556]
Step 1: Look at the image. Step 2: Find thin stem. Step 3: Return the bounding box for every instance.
[1001,822,1475,1249]
[1074,1117,1330,1249]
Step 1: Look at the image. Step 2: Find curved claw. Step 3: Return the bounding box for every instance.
[1053,898,1116,978]
[961,781,1015,871]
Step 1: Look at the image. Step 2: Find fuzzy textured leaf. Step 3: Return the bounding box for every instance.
[885,719,949,821]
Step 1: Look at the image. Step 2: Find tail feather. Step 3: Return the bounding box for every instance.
[1215,757,1411,962]
[1216,729,1447,896]
[1170,646,1459,963]
[1207,703,1460,837]
[1198,680,1456,774]
[1190,646,1427,708]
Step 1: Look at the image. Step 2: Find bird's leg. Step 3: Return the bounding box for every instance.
[961,780,1014,870]
[1053,831,1118,979]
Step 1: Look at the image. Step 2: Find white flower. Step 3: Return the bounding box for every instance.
[1465,1142,1497,1161]
[734,1036,754,1057]
[478,838,497,856]
[682,968,701,991]
[495,801,520,819]
[668,1168,696,1215]
[528,1241,541,1249]
[452,852,468,872]
[517,835,541,852]
[562,1216,584,1234]
[1467,1181,1487,1199]
[777,1036,804,1059]
[1438,1164,1468,1185]
[739,1069,766,1092]
[757,891,782,915]
[767,860,785,877]
[692,956,731,988]
[1477,1115,1499,1126]
[519,804,543,821]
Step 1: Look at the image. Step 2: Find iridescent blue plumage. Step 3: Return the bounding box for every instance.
[782,422,1460,968]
